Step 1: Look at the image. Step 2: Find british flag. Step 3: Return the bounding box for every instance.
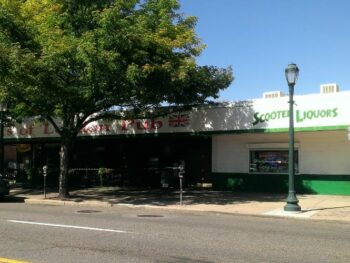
[168,113,190,127]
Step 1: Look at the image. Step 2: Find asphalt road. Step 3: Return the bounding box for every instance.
[0,202,349,263]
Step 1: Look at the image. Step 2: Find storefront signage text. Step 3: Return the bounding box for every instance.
[121,119,163,130]
[253,108,338,125]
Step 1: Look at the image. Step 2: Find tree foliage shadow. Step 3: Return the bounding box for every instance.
[0,196,26,203]
[64,187,288,206]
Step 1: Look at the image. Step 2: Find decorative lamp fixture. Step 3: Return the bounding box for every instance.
[285,63,299,86]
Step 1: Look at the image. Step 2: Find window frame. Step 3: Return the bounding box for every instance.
[246,143,300,174]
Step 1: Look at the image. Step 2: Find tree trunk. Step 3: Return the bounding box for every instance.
[58,137,72,199]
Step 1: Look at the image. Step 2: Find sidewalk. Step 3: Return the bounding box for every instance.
[7,187,350,222]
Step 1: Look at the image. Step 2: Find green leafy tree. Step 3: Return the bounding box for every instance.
[0,0,233,199]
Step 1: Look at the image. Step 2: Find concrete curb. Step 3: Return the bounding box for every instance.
[24,198,113,208]
[23,198,250,216]
[21,198,311,218]
[24,198,185,210]
[21,196,350,223]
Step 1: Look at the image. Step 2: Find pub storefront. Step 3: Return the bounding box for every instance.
[4,88,350,195]
[4,135,211,189]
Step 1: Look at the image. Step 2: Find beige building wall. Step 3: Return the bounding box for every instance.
[212,130,350,175]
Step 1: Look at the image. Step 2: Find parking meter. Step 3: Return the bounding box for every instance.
[43,165,48,177]
[43,165,48,199]
[179,166,184,177]
[178,163,185,206]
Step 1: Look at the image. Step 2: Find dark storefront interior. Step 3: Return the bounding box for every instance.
[4,136,212,189]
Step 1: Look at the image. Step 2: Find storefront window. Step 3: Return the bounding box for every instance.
[249,150,299,173]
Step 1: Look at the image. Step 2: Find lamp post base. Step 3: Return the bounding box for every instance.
[284,203,301,212]
[284,192,301,212]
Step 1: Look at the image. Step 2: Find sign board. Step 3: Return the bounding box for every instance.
[4,91,350,139]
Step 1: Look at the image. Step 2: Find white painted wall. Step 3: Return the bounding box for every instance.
[212,130,350,175]
[297,131,350,174]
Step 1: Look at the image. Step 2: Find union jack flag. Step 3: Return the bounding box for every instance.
[168,113,190,127]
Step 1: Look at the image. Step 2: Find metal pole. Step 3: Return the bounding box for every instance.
[44,175,47,199]
[43,165,47,199]
[284,84,301,212]
[178,163,185,206]
[179,175,183,206]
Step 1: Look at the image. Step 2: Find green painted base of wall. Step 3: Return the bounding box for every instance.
[212,173,350,195]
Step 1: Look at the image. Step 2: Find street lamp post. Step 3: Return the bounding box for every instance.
[284,63,301,212]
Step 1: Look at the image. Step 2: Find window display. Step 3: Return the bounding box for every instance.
[249,150,298,173]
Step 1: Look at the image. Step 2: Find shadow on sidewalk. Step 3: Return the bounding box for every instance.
[64,187,287,206]
[0,196,27,203]
[8,186,289,206]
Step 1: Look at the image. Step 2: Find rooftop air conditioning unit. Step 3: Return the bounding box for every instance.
[263,91,285,99]
[320,83,339,94]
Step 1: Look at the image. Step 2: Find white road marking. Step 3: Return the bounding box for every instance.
[8,220,135,234]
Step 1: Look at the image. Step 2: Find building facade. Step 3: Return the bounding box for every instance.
[4,87,350,194]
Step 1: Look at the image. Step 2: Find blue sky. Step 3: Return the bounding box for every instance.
[180,0,350,101]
